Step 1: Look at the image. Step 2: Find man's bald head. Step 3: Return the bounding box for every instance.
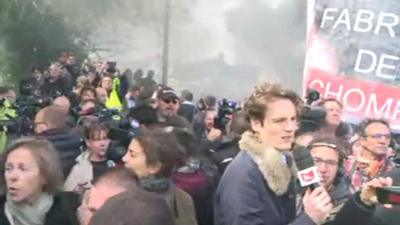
[34,105,69,134]
[78,168,138,225]
[53,96,71,114]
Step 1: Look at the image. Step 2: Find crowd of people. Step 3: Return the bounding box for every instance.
[0,51,398,225]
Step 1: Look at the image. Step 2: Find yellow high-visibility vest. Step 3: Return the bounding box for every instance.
[105,77,123,111]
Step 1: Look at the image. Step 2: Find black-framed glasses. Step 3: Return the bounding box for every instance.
[364,133,391,140]
[313,157,338,167]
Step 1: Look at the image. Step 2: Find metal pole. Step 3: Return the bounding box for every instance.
[161,0,171,86]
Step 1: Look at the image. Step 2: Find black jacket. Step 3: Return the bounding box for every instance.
[40,77,71,97]
[208,137,240,174]
[178,103,196,123]
[215,131,376,225]
[38,129,83,178]
[0,192,80,225]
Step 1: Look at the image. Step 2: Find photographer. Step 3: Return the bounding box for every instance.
[193,110,223,157]
[34,105,83,177]
[208,112,249,174]
[64,122,115,193]
[193,110,222,142]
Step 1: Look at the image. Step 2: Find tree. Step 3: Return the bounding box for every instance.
[0,0,88,85]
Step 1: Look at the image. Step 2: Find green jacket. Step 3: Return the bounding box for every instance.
[0,100,16,153]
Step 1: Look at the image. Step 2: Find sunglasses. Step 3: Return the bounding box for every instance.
[162,98,178,104]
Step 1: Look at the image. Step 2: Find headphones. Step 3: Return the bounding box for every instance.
[308,142,346,184]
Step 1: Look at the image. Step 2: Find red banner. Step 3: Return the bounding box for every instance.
[304,0,400,130]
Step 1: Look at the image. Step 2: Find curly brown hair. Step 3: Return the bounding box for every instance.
[244,83,303,127]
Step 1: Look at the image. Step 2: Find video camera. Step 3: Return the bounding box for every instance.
[297,89,326,135]
[377,186,400,205]
[214,99,239,132]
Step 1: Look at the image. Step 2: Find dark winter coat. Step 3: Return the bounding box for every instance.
[178,102,197,123]
[214,131,314,225]
[0,192,80,225]
[38,128,83,178]
[214,131,378,225]
[40,77,71,97]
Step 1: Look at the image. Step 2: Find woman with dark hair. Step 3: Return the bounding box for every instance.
[0,137,80,225]
[122,129,198,225]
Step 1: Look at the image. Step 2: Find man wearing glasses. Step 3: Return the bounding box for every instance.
[345,119,395,193]
[297,136,350,224]
[156,86,180,121]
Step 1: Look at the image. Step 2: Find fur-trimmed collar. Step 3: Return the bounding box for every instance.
[239,131,297,196]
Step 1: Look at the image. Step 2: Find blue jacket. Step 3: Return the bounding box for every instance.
[214,131,378,225]
[214,131,315,225]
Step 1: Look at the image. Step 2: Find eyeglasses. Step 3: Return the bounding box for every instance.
[162,98,178,104]
[34,122,47,128]
[313,157,338,167]
[364,133,391,140]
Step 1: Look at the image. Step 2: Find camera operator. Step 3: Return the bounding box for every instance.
[208,112,250,174]
[40,62,72,97]
[193,110,223,157]
[317,99,352,154]
[64,122,115,193]
[193,110,222,142]
[34,105,83,178]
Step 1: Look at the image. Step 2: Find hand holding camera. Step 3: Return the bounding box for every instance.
[360,177,395,207]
